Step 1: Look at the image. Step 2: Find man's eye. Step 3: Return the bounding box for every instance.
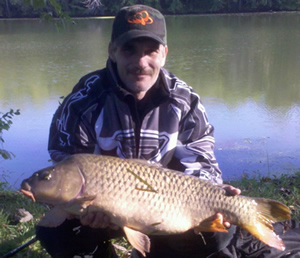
[122,46,135,54]
[146,48,158,55]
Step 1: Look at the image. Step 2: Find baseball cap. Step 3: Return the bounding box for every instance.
[111,5,167,46]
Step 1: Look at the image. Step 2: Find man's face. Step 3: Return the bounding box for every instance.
[109,38,168,100]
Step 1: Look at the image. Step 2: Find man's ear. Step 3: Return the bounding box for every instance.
[108,42,116,62]
[161,45,168,67]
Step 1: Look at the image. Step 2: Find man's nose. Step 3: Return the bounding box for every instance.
[136,53,148,68]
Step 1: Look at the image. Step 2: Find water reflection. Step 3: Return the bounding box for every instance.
[0,14,300,188]
[167,14,300,107]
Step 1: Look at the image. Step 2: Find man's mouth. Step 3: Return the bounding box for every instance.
[130,68,151,76]
[136,69,144,75]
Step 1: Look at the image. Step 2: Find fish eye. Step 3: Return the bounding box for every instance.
[44,173,52,181]
[39,169,54,181]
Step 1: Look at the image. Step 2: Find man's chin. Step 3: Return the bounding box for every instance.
[126,81,153,92]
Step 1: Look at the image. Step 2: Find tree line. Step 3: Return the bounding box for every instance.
[1,0,300,18]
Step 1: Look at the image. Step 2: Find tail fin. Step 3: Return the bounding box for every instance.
[256,198,291,222]
[242,198,291,251]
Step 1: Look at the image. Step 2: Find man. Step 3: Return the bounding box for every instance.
[37,4,300,258]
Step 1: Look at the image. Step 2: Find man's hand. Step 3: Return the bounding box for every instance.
[222,184,241,196]
[80,211,119,230]
[217,184,241,228]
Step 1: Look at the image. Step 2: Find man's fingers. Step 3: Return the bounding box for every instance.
[215,212,231,228]
[223,221,231,228]
[80,212,95,226]
[80,212,119,230]
[222,184,241,196]
[109,223,120,230]
[90,212,109,228]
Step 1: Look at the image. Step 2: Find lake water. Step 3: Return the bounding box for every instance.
[1,13,300,189]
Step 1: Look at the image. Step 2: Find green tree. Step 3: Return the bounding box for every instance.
[0,109,20,160]
[1,0,300,20]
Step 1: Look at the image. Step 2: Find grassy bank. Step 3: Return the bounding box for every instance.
[225,172,300,221]
[0,172,299,257]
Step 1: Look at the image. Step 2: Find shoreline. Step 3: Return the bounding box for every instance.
[1,10,300,21]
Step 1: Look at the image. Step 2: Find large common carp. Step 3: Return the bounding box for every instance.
[20,154,291,256]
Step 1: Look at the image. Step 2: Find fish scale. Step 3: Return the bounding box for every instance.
[21,154,291,256]
[82,157,199,232]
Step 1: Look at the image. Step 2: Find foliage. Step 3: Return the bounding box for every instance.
[226,172,300,221]
[23,0,73,29]
[1,0,300,18]
[0,185,50,257]
[0,109,20,160]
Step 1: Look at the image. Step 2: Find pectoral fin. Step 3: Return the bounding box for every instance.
[194,214,228,234]
[38,206,69,227]
[64,195,97,216]
[123,226,150,257]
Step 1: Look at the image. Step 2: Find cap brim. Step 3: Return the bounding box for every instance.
[115,30,166,46]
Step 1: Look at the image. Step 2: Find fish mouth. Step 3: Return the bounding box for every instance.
[20,188,36,202]
[20,180,35,202]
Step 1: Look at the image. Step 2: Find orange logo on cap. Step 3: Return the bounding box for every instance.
[128,10,153,25]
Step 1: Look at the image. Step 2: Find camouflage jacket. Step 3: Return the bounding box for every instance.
[48,59,222,184]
